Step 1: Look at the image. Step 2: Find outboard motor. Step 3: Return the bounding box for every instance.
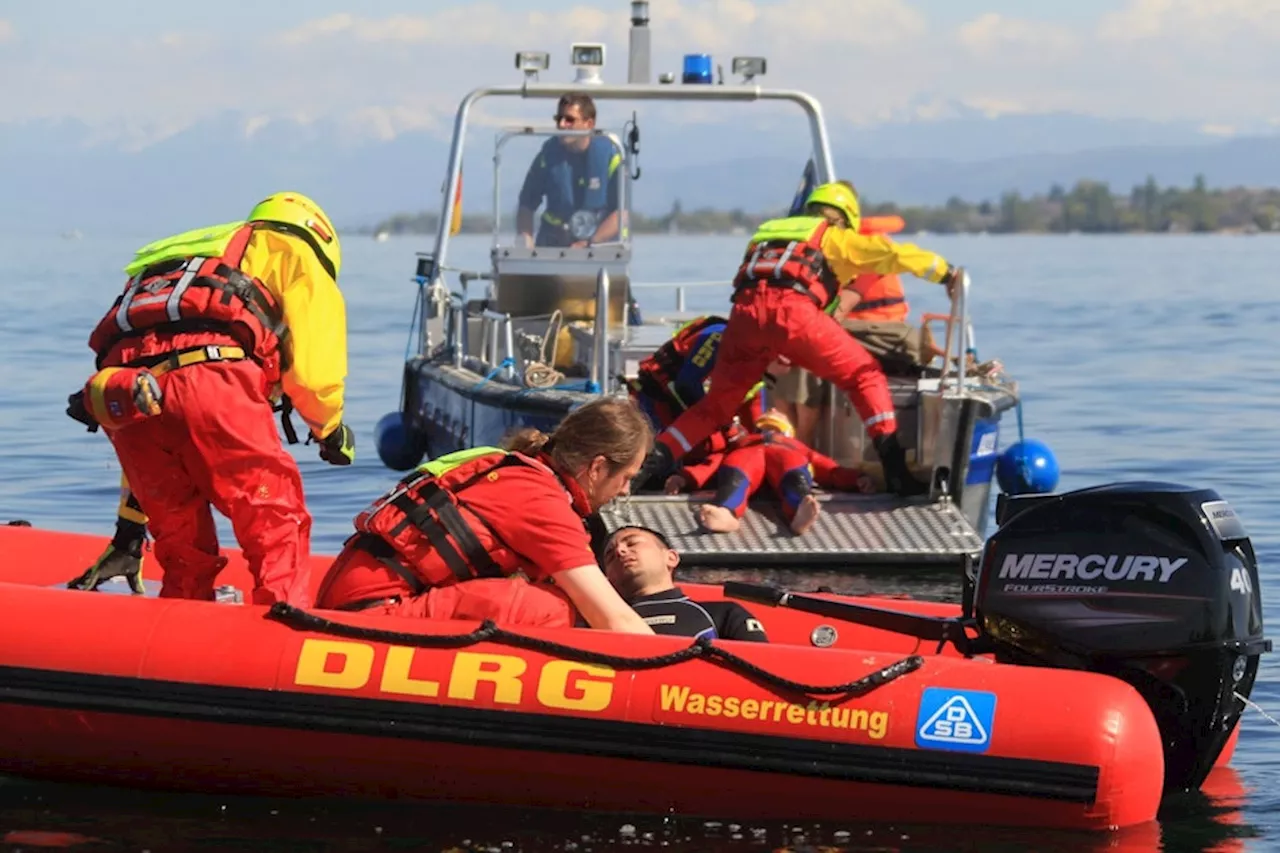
[974,482,1269,793]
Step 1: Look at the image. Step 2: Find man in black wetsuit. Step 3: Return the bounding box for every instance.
[600,525,768,642]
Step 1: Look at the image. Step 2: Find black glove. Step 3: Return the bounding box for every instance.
[317,422,355,466]
[66,390,100,433]
[67,517,147,594]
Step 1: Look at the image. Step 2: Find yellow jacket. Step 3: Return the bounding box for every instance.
[241,228,348,440]
[747,216,952,292]
[819,226,951,286]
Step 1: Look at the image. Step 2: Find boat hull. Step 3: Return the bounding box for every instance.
[0,525,1182,831]
[404,356,587,457]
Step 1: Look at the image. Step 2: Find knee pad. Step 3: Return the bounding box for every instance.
[713,467,752,510]
[778,468,814,508]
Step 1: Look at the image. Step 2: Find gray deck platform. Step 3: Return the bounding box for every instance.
[598,493,985,569]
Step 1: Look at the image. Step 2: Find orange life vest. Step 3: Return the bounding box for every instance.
[847,216,908,322]
[846,272,908,322]
[351,448,585,593]
[87,224,289,382]
[733,219,841,310]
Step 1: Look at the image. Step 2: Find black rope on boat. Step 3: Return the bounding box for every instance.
[266,603,924,699]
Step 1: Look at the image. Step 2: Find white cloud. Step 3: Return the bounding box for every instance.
[1098,0,1280,43]
[242,115,271,138]
[958,13,1076,60]
[962,97,1034,119]
[1200,123,1237,137]
[5,0,1280,145]
[277,6,621,49]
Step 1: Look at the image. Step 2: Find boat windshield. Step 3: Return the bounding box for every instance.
[493,128,631,253]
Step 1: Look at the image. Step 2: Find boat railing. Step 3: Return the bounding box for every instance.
[441,292,516,380]
[478,308,518,382]
[444,292,465,368]
[593,268,610,394]
[435,265,979,403]
[628,279,728,312]
[937,269,972,394]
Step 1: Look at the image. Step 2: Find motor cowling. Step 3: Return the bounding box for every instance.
[973,481,1269,793]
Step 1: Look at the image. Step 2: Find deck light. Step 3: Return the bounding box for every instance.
[571,43,605,84]
[515,51,550,82]
[731,56,767,82]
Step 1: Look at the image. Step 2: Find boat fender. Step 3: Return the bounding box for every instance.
[374,411,426,471]
[996,438,1058,495]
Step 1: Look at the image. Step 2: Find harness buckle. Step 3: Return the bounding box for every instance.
[205,345,224,362]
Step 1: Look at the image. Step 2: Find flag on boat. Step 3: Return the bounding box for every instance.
[449,169,463,236]
[788,158,818,216]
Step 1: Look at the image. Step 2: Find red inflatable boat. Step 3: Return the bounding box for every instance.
[0,482,1266,833]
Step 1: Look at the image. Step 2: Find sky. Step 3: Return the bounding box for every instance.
[2,0,1279,150]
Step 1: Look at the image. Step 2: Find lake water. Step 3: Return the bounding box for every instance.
[0,232,1276,851]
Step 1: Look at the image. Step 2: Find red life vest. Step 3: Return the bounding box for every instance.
[734,219,842,309]
[87,224,289,382]
[350,448,586,593]
[627,314,726,411]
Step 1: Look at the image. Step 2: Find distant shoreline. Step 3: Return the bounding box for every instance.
[365,175,1280,237]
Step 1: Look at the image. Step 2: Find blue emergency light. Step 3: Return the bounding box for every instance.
[682,54,713,84]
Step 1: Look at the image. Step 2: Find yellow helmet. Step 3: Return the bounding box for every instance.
[247,192,341,280]
[755,408,795,438]
[805,181,861,230]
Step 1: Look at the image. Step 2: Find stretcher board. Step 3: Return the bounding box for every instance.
[599,493,984,569]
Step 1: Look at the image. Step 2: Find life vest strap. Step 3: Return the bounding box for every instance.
[210,266,291,361]
[273,394,300,445]
[850,296,906,313]
[387,458,526,584]
[129,344,247,377]
[348,533,428,597]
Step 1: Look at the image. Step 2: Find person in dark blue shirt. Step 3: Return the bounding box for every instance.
[516,93,624,249]
[600,525,769,642]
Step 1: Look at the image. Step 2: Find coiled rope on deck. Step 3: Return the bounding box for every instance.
[522,309,566,389]
[267,603,923,699]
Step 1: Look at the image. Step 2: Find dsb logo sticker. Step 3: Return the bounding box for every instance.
[915,688,997,753]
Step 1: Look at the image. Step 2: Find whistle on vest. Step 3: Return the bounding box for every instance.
[76,367,164,432]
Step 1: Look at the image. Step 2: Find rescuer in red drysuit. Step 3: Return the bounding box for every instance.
[71,192,354,607]
[631,181,962,499]
[664,409,875,535]
[314,397,657,634]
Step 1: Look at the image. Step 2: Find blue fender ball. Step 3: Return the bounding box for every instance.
[374,411,425,471]
[997,438,1059,495]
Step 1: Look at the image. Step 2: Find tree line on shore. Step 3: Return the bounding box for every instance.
[367,175,1280,236]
